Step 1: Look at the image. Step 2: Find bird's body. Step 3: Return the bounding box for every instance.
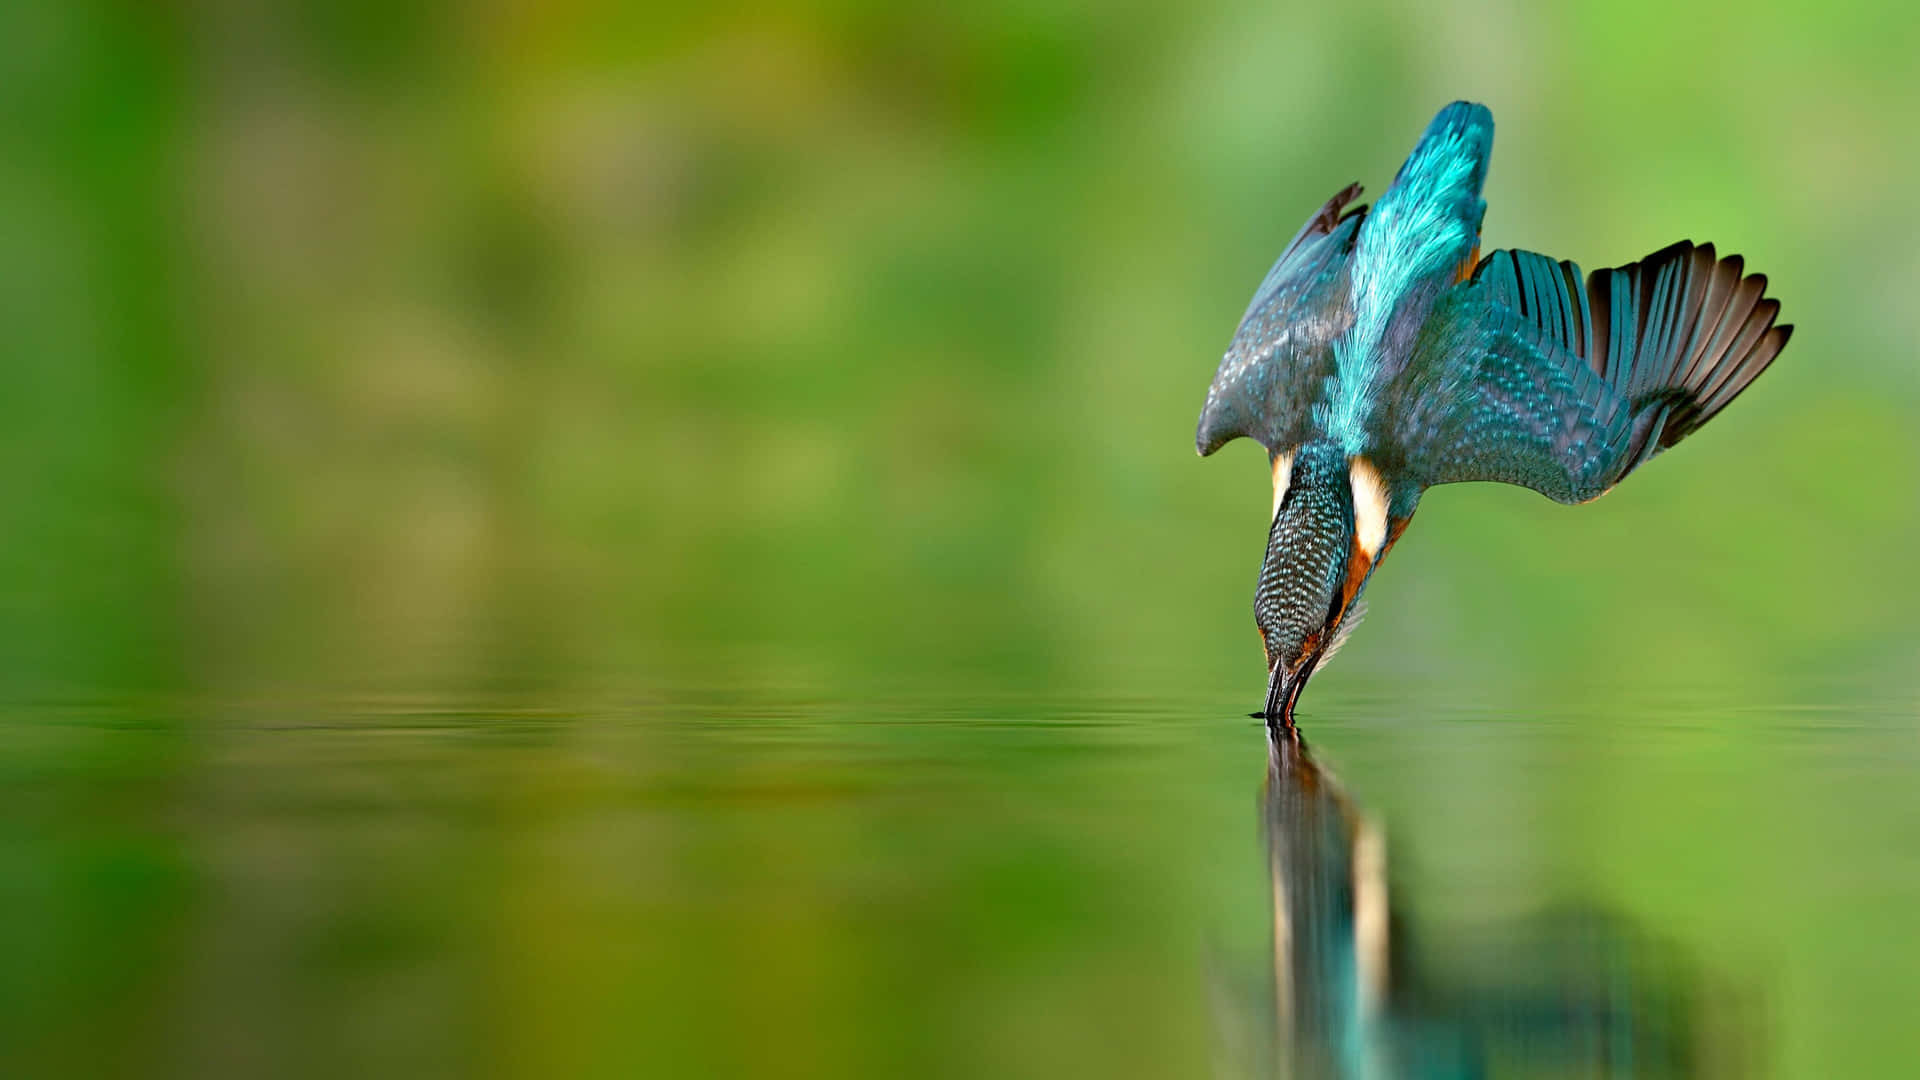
[1198,102,1792,726]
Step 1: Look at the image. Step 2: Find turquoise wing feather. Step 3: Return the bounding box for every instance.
[1371,288,1634,503]
[1375,239,1792,503]
[1474,243,1792,462]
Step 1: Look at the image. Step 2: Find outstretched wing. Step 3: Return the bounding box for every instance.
[1372,241,1792,504]
[1371,287,1637,503]
[1195,183,1367,456]
[1473,242,1792,462]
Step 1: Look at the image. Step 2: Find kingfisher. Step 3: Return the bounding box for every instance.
[1197,102,1792,728]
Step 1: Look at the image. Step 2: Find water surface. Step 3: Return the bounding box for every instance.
[4,689,1916,1078]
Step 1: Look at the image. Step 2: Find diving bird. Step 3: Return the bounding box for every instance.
[1196,102,1792,727]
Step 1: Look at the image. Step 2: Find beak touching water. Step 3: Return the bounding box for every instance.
[1259,643,1330,727]
[1260,661,1305,726]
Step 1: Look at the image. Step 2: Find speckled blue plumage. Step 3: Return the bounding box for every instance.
[1255,443,1352,670]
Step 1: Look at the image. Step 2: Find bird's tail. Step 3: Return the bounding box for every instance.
[1391,101,1494,200]
[1349,103,1493,338]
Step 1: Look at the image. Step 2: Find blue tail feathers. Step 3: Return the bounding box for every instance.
[1365,101,1492,277]
[1394,101,1493,197]
[1342,102,1494,367]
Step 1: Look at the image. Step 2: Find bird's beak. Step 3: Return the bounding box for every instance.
[1260,662,1310,729]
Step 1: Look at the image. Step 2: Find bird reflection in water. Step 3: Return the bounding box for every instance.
[1239,728,1736,1079]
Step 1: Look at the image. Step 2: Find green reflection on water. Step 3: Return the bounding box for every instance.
[6,696,1920,1078]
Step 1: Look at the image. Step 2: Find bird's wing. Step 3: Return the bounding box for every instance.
[1472,243,1792,462]
[1368,285,1638,504]
[1195,183,1367,456]
[1370,241,1793,504]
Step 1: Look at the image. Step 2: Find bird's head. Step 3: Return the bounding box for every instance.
[1256,443,1389,724]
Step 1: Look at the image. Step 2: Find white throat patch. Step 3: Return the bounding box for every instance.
[1350,457,1389,559]
[1270,450,1296,519]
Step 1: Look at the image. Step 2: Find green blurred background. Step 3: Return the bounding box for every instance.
[5,1,1920,1077]
[15,0,1919,702]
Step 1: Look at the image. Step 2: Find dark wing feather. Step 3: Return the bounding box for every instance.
[1196,184,1368,456]
[1474,242,1792,469]
[1371,288,1638,504]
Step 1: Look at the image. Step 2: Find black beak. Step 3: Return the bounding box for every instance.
[1256,655,1319,729]
[1260,667,1286,724]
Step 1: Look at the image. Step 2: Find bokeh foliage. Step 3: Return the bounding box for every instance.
[11,1,1917,697]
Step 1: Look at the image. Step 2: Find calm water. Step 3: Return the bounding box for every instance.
[3,689,1917,1078]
